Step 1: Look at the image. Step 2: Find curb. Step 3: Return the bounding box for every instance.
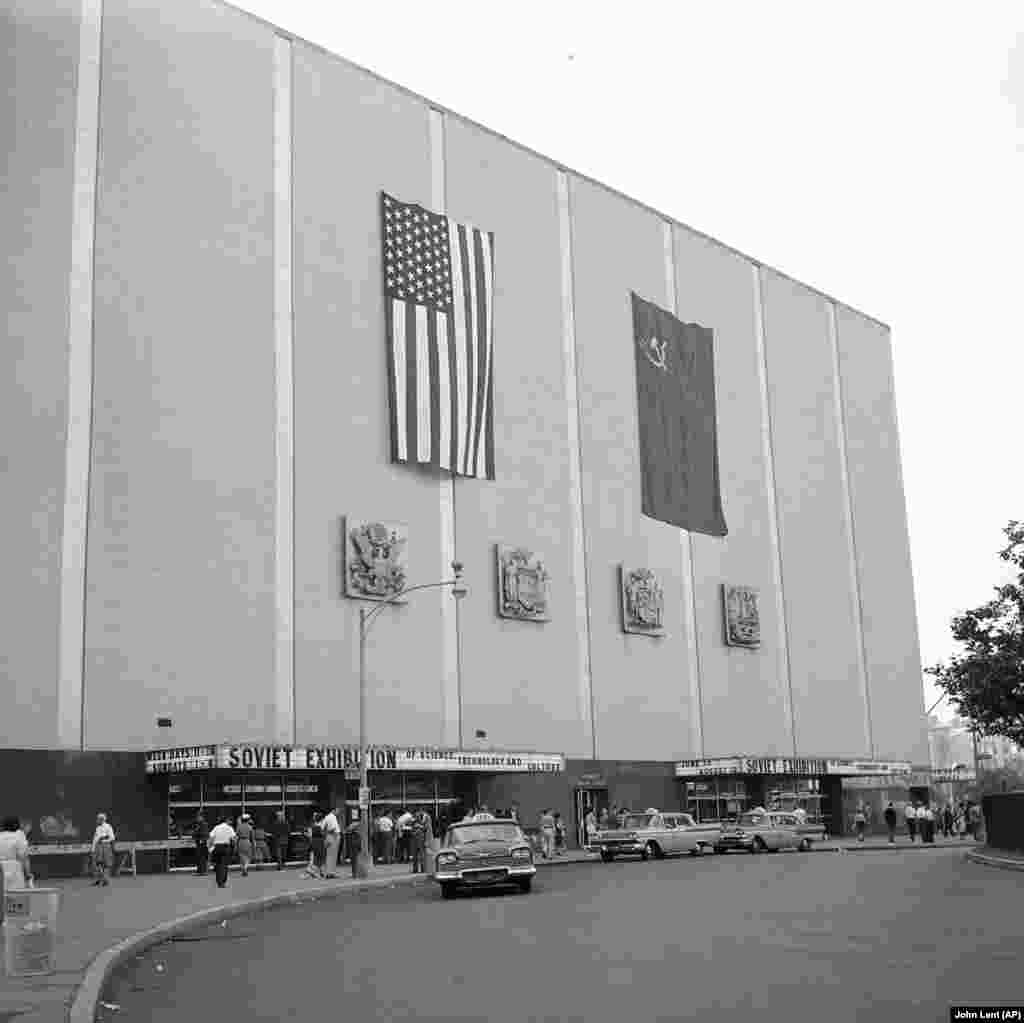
[965,848,1024,872]
[68,872,429,1023]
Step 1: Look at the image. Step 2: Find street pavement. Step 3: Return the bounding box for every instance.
[96,846,1021,1023]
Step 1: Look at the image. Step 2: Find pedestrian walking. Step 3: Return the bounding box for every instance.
[942,805,954,839]
[539,809,556,859]
[883,802,897,843]
[208,815,236,889]
[396,808,413,862]
[905,802,918,842]
[377,810,395,864]
[344,812,363,878]
[922,804,935,844]
[0,816,32,891]
[306,812,325,878]
[236,814,254,875]
[321,806,341,878]
[554,812,567,855]
[584,807,597,849]
[853,805,867,842]
[410,810,428,873]
[271,810,290,869]
[253,822,270,864]
[192,812,210,875]
[968,802,981,840]
[91,813,116,886]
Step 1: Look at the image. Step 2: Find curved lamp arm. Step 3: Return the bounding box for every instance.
[360,561,466,635]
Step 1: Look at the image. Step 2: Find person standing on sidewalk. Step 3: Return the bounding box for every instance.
[853,805,867,842]
[553,812,567,855]
[539,809,556,859]
[91,813,116,886]
[905,802,918,843]
[306,813,325,878]
[208,815,236,889]
[321,806,341,878]
[192,813,210,875]
[377,810,394,864]
[271,811,290,870]
[344,812,363,878]
[584,807,597,849]
[409,809,428,874]
[235,814,254,876]
[0,816,32,891]
[396,808,413,863]
[883,802,897,843]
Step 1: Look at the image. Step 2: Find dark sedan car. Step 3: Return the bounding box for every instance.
[433,816,536,899]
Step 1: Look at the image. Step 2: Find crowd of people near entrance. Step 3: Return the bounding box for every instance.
[863,800,982,843]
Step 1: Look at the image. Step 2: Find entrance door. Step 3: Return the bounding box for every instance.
[575,788,608,848]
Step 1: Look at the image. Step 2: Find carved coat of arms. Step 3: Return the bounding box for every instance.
[723,584,760,648]
[620,566,665,636]
[345,519,408,601]
[496,545,550,621]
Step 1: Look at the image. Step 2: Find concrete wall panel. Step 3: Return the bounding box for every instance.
[0,1,80,748]
[85,0,276,749]
[445,119,589,757]
[570,178,694,762]
[760,271,867,757]
[673,231,791,757]
[292,48,446,748]
[836,307,928,763]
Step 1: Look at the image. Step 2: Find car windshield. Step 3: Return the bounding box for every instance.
[448,823,524,845]
[738,813,767,826]
[622,815,655,830]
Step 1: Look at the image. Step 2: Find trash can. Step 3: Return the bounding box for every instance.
[3,887,60,977]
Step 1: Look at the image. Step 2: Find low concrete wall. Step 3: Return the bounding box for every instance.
[982,791,1024,854]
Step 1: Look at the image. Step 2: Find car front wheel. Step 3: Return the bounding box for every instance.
[752,837,766,854]
[517,878,532,893]
[600,851,613,863]
[440,882,457,900]
[799,838,811,852]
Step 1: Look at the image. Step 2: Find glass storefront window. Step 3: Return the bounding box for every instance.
[404,773,435,800]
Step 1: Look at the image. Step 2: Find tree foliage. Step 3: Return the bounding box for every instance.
[926,521,1024,748]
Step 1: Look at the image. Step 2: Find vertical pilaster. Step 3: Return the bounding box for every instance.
[752,265,797,758]
[557,171,596,760]
[273,34,296,745]
[828,303,874,757]
[663,222,703,757]
[430,108,461,748]
[58,0,103,750]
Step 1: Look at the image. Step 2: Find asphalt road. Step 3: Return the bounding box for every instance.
[99,849,1023,1022]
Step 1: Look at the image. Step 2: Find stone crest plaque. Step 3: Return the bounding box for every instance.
[723,584,760,648]
[496,545,550,621]
[620,566,665,636]
[345,519,408,601]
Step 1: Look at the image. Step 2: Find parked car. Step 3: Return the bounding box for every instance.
[593,810,722,862]
[433,817,536,899]
[714,811,824,854]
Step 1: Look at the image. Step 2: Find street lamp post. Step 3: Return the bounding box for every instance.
[354,561,467,879]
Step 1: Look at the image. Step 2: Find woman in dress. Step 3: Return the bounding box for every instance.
[92,813,116,886]
[235,814,254,876]
[0,816,32,891]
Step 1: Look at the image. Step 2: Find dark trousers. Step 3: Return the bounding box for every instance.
[907,819,917,842]
[886,822,896,842]
[410,836,426,873]
[195,842,209,875]
[273,836,288,868]
[211,844,231,887]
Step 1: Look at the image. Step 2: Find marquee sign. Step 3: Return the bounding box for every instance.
[675,756,827,777]
[675,756,914,778]
[824,759,912,776]
[146,745,564,775]
[145,746,217,773]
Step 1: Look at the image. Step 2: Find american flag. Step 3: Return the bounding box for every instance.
[381,192,495,480]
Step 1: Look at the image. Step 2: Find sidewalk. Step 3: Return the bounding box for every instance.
[0,839,976,1023]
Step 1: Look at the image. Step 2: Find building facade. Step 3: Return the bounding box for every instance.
[2,0,929,857]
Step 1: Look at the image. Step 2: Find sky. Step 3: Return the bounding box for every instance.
[237,1,1023,722]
